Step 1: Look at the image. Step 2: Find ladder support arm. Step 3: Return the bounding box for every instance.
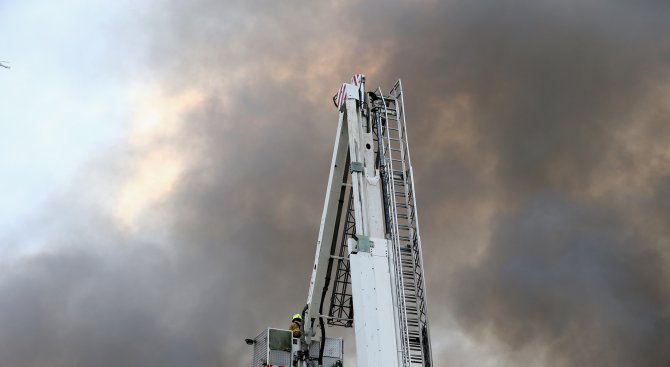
[305,107,350,339]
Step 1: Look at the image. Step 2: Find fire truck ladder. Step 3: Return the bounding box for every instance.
[374,80,433,367]
[316,77,432,366]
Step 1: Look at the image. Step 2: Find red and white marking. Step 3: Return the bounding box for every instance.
[351,73,363,86]
[334,74,364,110]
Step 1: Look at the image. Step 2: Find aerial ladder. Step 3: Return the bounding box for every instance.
[248,75,432,367]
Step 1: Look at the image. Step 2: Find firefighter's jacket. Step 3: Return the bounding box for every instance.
[289,321,301,338]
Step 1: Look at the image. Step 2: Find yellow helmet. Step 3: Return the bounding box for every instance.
[292,314,302,322]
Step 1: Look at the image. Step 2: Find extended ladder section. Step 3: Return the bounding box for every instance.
[373,81,433,367]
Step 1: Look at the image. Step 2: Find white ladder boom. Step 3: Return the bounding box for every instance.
[304,75,433,367]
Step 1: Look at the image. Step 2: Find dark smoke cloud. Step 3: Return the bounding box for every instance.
[2,0,670,366]
[451,192,670,366]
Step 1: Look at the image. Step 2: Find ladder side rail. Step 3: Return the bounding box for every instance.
[391,85,424,362]
[391,80,433,364]
[388,95,423,365]
[393,83,427,329]
[378,93,407,365]
[381,93,412,367]
[374,91,411,367]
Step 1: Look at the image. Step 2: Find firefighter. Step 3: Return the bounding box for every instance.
[289,314,302,338]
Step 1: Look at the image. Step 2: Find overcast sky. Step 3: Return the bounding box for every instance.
[1,0,669,366]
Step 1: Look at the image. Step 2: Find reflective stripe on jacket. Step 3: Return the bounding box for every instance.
[289,321,301,338]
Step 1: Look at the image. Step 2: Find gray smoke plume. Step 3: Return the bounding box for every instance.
[451,192,670,366]
[2,0,670,366]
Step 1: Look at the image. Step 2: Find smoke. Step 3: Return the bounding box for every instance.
[451,193,670,366]
[2,0,670,366]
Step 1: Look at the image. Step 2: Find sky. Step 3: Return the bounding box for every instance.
[1,0,670,366]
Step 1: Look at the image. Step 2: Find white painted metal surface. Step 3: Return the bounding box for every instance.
[342,92,401,366]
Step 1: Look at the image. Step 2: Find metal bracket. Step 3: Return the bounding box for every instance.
[351,235,371,253]
[350,161,364,173]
